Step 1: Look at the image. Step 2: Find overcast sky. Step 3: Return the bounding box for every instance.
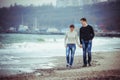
[0,0,108,8]
[0,0,56,8]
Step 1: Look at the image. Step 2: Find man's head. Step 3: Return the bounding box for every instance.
[69,24,75,32]
[80,18,87,27]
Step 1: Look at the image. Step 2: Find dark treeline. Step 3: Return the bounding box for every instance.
[0,1,120,32]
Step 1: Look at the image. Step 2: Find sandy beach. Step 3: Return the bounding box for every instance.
[0,51,120,80]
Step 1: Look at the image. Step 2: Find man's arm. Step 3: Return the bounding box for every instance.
[79,28,82,48]
[79,28,82,44]
[90,26,95,40]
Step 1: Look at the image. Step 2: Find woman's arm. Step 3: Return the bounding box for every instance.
[64,33,67,47]
[75,32,80,47]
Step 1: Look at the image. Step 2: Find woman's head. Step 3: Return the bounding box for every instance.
[69,24,75,32]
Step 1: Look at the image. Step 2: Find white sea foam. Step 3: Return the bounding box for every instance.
[0,37,120,57]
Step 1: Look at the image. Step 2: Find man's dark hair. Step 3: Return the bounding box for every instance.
[80,18,87,22]
[70,24,75,28]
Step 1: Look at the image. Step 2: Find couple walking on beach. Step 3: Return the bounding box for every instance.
[65,18,95,68]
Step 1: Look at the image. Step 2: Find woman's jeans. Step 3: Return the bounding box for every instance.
[82,40,92,65]
[66,44,76,66]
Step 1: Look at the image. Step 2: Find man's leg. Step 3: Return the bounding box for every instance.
[87,40,92,66]
[82,41,87,67]
[70,45,76,66]
[66,44,70,67]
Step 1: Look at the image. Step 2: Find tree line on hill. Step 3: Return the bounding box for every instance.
[0,1,120,32]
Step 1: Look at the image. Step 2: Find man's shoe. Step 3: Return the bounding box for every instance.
[82,65,87,67]
[88,63,91,66]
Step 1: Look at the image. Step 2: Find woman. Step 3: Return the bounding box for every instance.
[64,24,80,68]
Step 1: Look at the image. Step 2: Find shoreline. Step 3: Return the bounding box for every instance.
[0,51,120,80]
[0,33,120,37]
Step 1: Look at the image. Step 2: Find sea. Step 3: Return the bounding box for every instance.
[0,34,120,76]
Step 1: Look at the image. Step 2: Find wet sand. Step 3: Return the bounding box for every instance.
[0,51,120,80]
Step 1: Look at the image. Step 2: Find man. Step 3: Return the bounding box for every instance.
[79,18,95,67]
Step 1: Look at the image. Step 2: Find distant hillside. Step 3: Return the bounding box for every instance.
[0,1,120,32]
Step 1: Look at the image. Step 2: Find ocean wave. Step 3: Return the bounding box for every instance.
[0,55,20,60]
[0,38,64,49]
[0,37,120,56]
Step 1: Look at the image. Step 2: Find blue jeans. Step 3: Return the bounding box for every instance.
[66,44,76,66]
[82,40,92,65]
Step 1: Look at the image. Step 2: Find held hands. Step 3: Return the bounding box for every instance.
[65,45,67,48]
[79,44,82,48]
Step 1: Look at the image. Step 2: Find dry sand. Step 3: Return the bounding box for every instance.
[0,51,120,80]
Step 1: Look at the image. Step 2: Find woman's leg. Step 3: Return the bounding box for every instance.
[66,44,70,66]
[70,44,76,66]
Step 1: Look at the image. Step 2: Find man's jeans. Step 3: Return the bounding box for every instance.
[82,40,92,65]
[66,44,76,66]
